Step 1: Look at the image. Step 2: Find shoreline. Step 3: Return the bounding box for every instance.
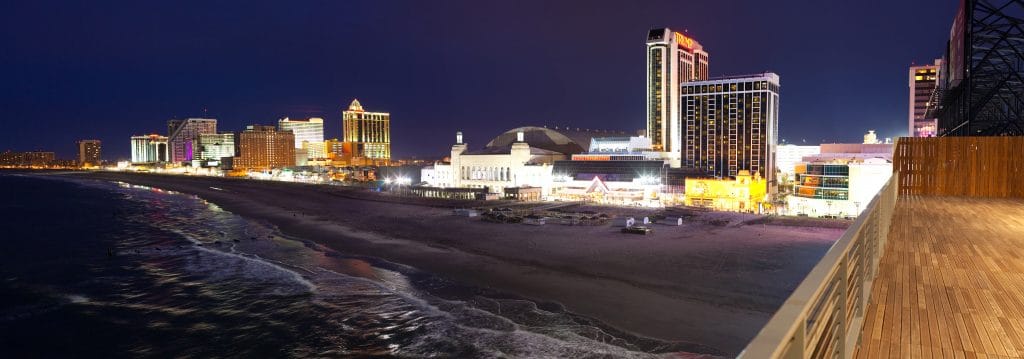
[58,172,843,356]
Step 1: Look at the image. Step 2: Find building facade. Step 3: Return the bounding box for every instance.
[423,127,609,197]
[646,27,709,160]
[684,170,768,213]
[168,118,217,163]
[0,151,56,167]
[78,140,102,167]
[681,73,780,188]
[342,99,390,164]
[776,144,820,179]
[196,133,235,162]
[909,59,941,137]
[130,134,169,163]
[788,157,892,218]
[278,117,325,159]
[234,125,295,170]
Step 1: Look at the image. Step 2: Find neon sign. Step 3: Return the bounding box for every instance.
[674,32,696,51]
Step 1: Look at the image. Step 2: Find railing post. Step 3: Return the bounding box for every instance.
[782,321,806,359]
[838,257,848,358]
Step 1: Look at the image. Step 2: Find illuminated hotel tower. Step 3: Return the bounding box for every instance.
[646,27,709,167]
[681,73,780,189]
[908,59,941,137]
[342,99,391,164]
[167,118,217,163]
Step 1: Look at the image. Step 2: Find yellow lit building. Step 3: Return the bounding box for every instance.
[684,170,767,213]
[342,99,390,165]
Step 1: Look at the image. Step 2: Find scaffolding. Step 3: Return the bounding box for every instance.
[933,0,1024,136]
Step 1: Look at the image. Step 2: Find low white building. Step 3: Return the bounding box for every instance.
[776,144,820,179]
[787,157,892,218]
[422,126,619,197]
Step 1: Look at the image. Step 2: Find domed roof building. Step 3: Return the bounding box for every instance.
[483,126,586,155]
[420,126,630,196]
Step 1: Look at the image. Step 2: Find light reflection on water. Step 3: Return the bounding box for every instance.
[62,178,684,358]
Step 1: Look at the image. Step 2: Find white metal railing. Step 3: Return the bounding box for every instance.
[739,175,898,359]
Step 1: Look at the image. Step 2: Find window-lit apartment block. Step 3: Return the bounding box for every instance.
[681,73,780,187]
[78,139,102,167]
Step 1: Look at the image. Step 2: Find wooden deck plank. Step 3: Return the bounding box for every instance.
[853,196,1024,359]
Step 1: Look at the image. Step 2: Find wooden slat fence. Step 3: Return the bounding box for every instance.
[894,136,1024,198]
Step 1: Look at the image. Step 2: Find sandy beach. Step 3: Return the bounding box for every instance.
[69,172,844,356]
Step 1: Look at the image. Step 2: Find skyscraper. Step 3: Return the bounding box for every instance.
[234,125,295,170]
[167,118,217,163]
[646,27,709,163]
[278,117,325,159]
[342,99,391,164]
[681,73,780,188]
[130,134,168,163]
[908,59,941,137]
[78,139,102,167]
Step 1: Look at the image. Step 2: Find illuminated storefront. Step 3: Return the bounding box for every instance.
[684,171,767,213]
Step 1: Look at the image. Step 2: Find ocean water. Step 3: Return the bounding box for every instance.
[0,173,696,358]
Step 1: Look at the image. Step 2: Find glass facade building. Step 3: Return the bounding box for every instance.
[681,73,780,187]
[278,117,325,159]
[196,133,235,161]
[793,164,850,200]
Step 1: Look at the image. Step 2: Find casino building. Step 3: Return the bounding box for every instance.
[680,72,780,190]
[342,99,390,165]
[421,126,630,198]
[167,118,217,164]
[646,27,709,165]
[130,134,169,164]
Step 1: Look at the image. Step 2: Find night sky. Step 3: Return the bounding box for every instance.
[1,0,956,160]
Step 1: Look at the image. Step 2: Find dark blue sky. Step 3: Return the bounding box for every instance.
[1,0,956,160]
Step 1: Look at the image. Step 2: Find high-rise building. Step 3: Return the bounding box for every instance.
[130,134,169,163]
[909,59,941,137]
[78,140,102,167]
[681,73,780,188]
[278,117,325,159]
[167,118,217,163]
[646,27,709,160]
[234,125,295,170]
[342,99,391,164]
[196,133,235,161]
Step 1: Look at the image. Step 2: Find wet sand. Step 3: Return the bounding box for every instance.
[71,172,843,356]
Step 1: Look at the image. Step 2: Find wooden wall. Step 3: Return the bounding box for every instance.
[894,137,1024,198]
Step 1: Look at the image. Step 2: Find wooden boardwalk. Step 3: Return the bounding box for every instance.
[857,196,1024,358]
